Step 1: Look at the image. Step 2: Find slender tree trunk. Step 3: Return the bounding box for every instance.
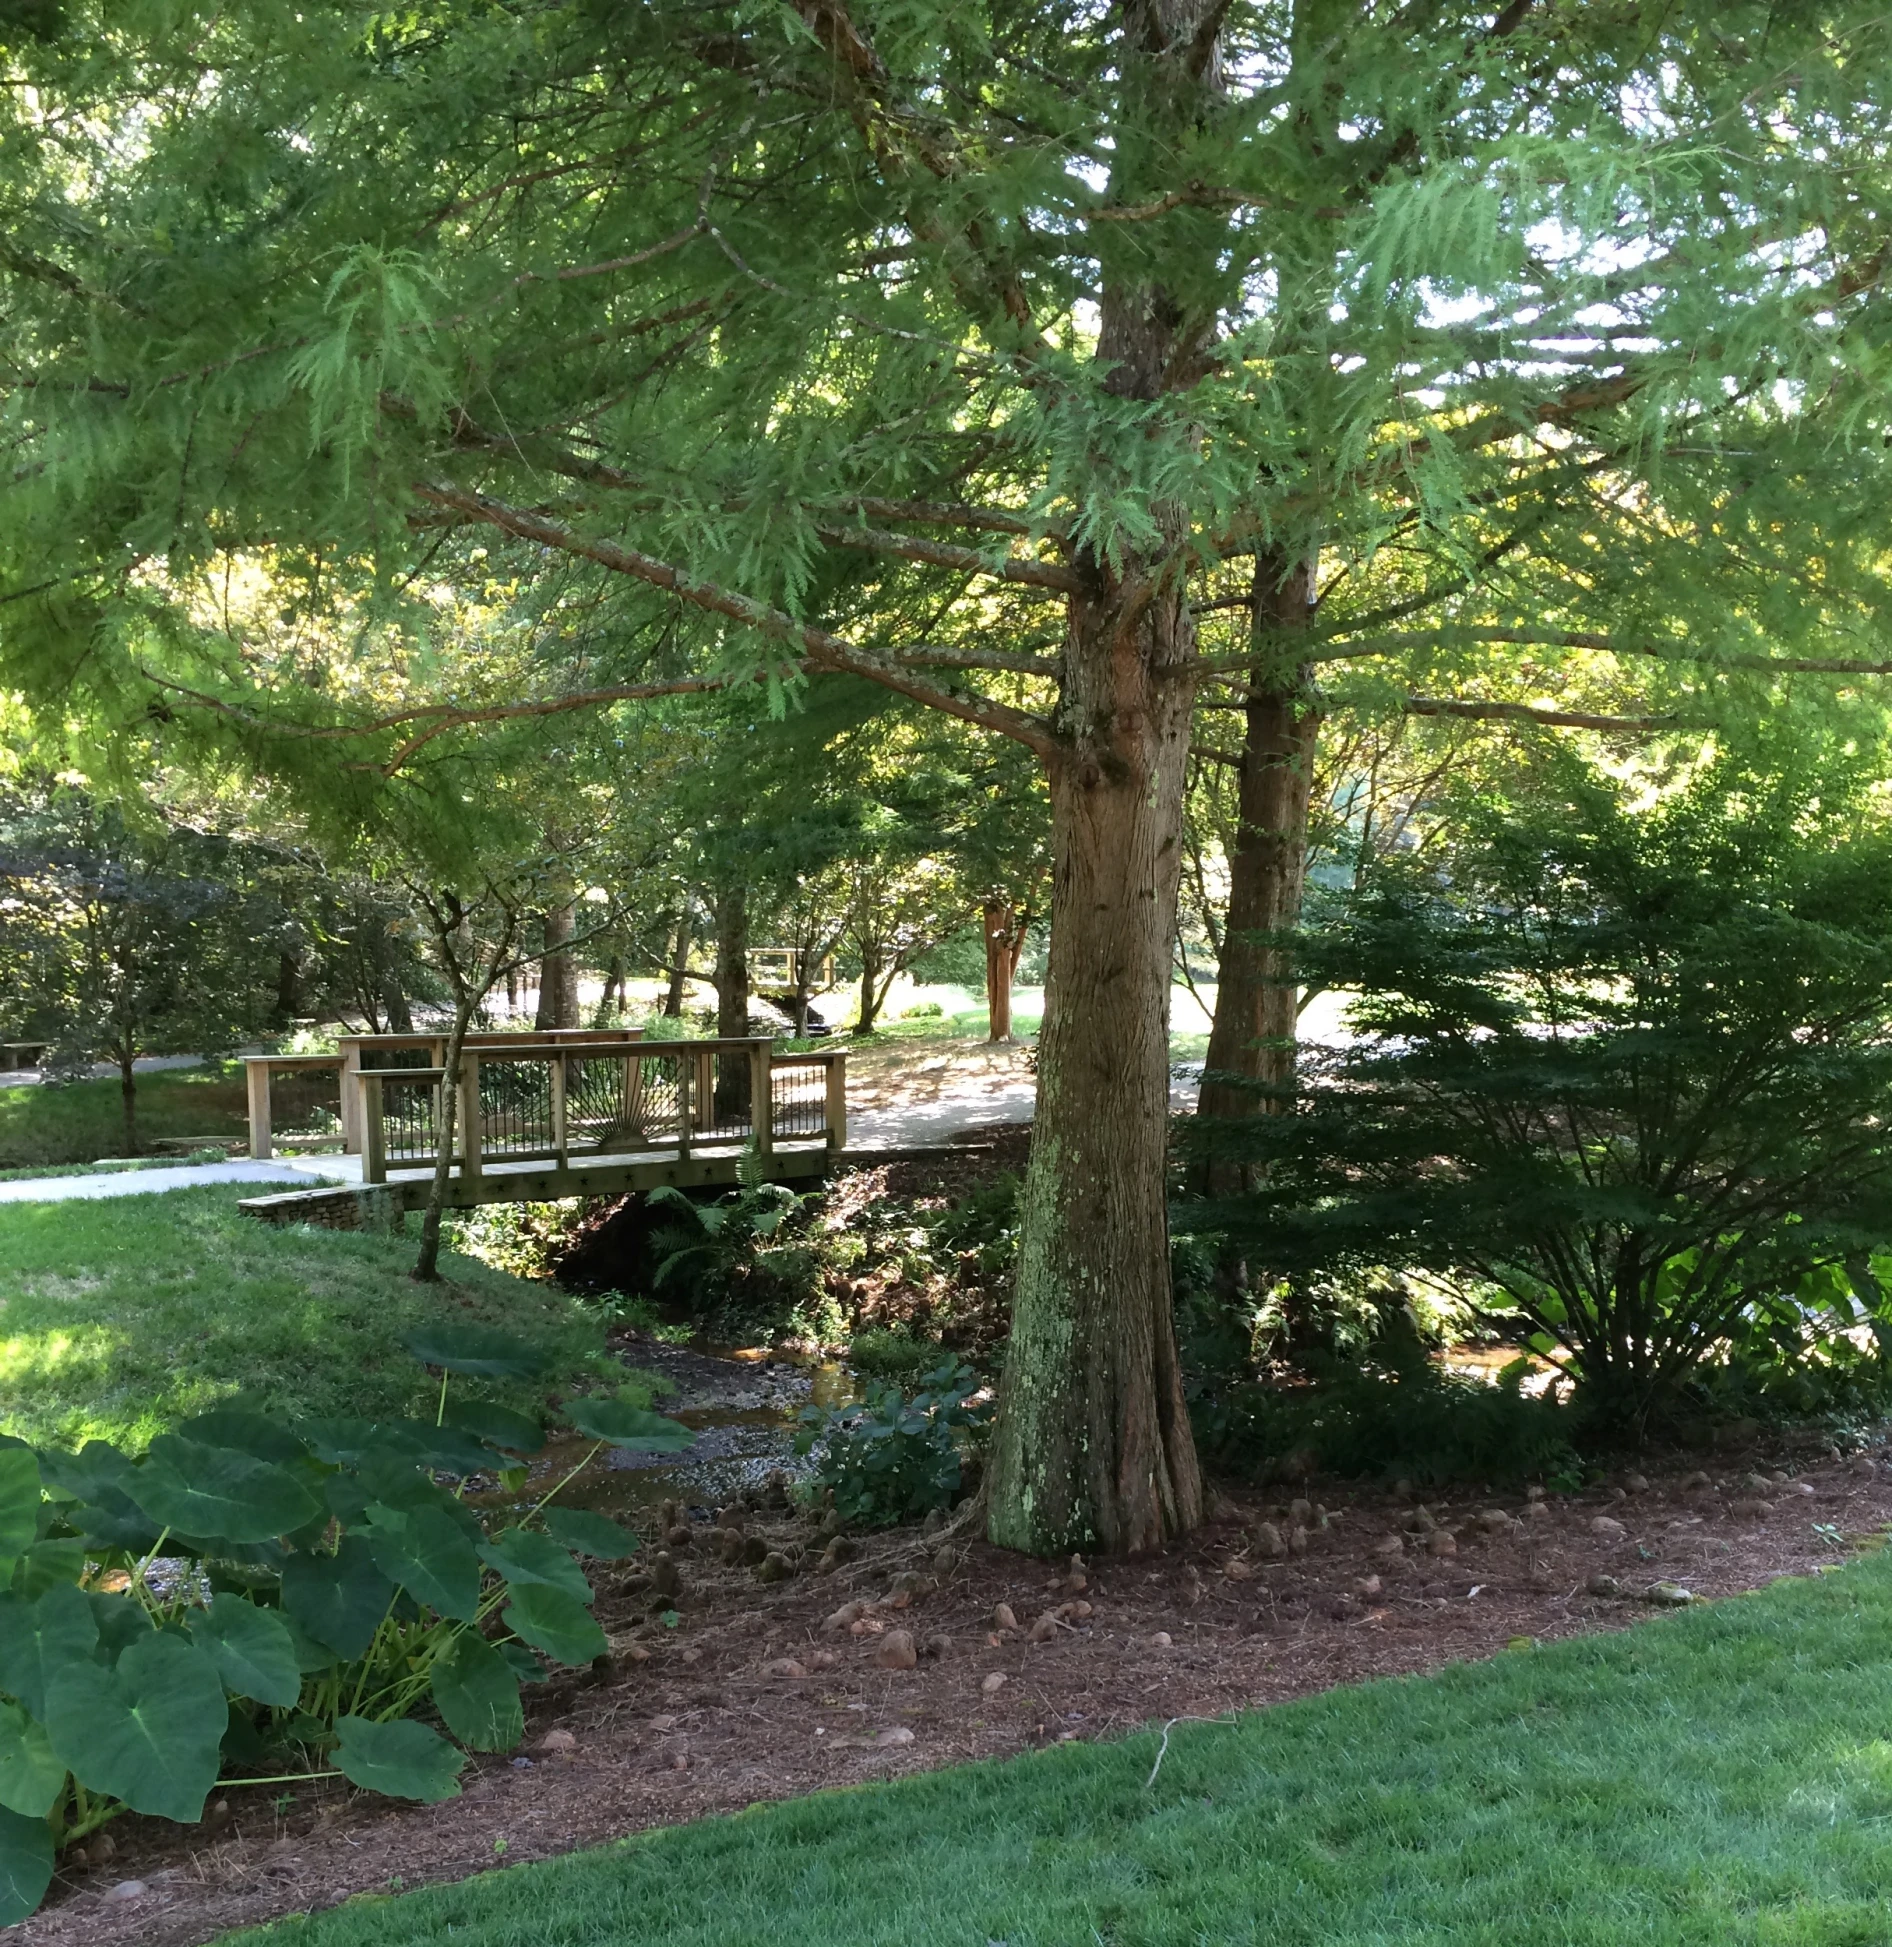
[504,965,518,1013]
[600,952,625,1019]
[987,575,1205,1554]
[855,940,884,1035]
[274,950,300,1027]
[984,900,1015,1042]
[413,998,473,1282]
[118,1045,137,1154]
[1196,552,1321,1188]
[663,913,692,1017]
[713,882,750,1118]
[536,902,578,1029]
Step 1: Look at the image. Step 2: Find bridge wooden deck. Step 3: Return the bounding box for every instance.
[239,1032,846,1222]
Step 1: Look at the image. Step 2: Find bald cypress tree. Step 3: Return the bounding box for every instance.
[3,2,1892,1550]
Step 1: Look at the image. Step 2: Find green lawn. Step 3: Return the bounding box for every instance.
[230,1555,1892,1946]
[0,1064,256,1168]
[0,1186,604,1449]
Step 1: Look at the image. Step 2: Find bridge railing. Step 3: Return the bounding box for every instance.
[352,1037,847,1185]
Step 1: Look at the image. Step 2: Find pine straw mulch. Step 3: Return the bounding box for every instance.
[27,1427,1892,1947]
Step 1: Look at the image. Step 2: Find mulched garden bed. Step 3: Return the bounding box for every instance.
[23,1426,1892,1947]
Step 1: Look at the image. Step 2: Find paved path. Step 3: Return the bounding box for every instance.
[0,1054,208,1089]
[0,1159,348,1204]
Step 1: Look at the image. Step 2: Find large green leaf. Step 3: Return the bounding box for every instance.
[13,1539,86,1599]
[0,1583,96,1718]
[175,1407,313,1466]
[0,1448,39,1584]
[333,1714,463,1802]
[446,1400,546,1455]
[303,1418,494,1475]
[503,1584,608,1667]
[541,1507,640,1560]
[44,1632,225,1823]
[41,1442,157,1553]
[362,1504,481,1622]
[130,1436,321,1544]
[400,1325,551,1379]
[0,1804,52,1925]
[560,1399,695,1452]
[478,1528,593,1604]
[89,1592,153,1664]
[429,1630,523,1753]
[190,1599,302,1708]
[281,1537,395,1659]
[0,1702,65,1818]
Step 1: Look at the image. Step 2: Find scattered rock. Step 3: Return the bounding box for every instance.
[1680,1471,1713,1492]
[982,1672,1008,1695]
[1223,1558,1255,1581]
[1028,1611,1061,1644]
[849,1617,883,1637]
[537,1728,578,1755]
[102,1881,146,1904]
[890,1569,935,1600]
[1288,1497,1314,1528]
[1059,1600,1093,1622]
[808,1648,839,1671]
[1524,1500,1551,1522]
[1426,1529,1457,1558]
[762,1657,808,1679]
[1253,1521,1286,1559]
[825,1602,867,1633]
[1741,1471,1772,1493]
[874,1725,915,1746]
[1150,1630,1173,1648]
[1372,1534,1406,1562]
[1731,1499,1775,1520]
[1525,1485,1546,1501]
[1589,1515,1626,1540]
[1587,1573,1623,1597]
[875,1630,918,1670]
[921,1632,952,1660]
[1624,1473,1650,1494]
[1777,1480,1816,1498]
[1643,1581,1694,1606]
[619,1641,652,1664]
[992,1602,1018,1631]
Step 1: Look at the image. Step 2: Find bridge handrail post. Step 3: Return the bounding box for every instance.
[551,1050,569,1169]
[459,1052,483,1183]
[750,1037,773,1158]
[246,1059,273,1160]
[362,1074,387,1184]
[825,1051,847,1151]
[676,1050,693,1159]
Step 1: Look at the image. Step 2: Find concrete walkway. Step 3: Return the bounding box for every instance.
[0,1158,349,1204]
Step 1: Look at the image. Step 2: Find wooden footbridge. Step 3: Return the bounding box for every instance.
[239,1030,846,1225]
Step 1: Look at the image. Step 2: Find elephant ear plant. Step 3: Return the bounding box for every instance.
[0,1325,692,1923]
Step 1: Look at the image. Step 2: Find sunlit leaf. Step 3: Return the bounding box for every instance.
[503,1584,608,1666]
[559,1399,695,1452]
[477,1528,592,1604]
[190,1599,303,1708]
[44,1632,224,1823]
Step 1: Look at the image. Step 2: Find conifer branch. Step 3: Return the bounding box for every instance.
[1310,627,1892,679]
[409,482,1063,759]
[1403,697,1680,734]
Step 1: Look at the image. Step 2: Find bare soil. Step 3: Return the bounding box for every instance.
[27,1433,1892,1947]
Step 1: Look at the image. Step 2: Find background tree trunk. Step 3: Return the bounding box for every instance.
[118,1046,137,1153]
[855,941,885,1035]
[663,912,692,1017]
[984,899,1017,1043]
[535,901,579,1029]
[274,949,300,1027]
[1197,552,1321,1189]
[713,882,750,1119]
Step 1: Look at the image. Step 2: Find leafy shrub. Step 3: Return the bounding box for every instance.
[847,1327,945,1381]
[797,1360,992,1527]
[1194,741,1892,1434]
[647,1165,836,1341]
[897,1000,944,1019]
[0,1323,692,1924]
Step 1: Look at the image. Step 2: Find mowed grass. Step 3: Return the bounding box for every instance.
[232,1556,1892,1947]
[0,1064,254,1168]
[0,1185,603,1449]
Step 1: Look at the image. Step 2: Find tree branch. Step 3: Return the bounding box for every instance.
[409,482,1063,760]
[1403,697,1681,734]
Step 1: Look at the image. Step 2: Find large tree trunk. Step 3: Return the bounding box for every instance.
[855,938,885,1035]
[1196,552,1321,1187]
[535,902,579,1029]
[712,882,750,1120]
[986,580,1205,1557]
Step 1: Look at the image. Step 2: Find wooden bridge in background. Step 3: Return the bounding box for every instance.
[240,1030,846,1220]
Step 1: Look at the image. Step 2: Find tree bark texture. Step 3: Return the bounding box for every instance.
[1197,552,1321,1182]
[983,0,1222,1557]
[663,913,692,1016]
[535,901,579,1029]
